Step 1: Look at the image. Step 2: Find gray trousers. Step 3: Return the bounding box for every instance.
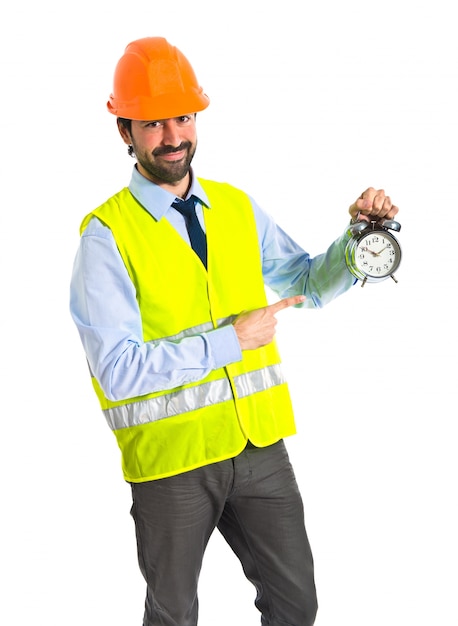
[130,440,318,625]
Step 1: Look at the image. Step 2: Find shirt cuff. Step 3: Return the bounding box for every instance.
[207,325,243,369]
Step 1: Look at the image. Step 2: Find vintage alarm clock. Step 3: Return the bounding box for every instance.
[345,218,402,286]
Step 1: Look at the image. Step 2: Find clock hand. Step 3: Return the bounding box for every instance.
[362,245,389,257]
[361,246,379,257]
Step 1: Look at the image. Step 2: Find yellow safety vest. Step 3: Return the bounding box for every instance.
[81,179,296,482]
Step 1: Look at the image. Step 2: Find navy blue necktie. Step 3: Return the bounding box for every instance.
[172,196,207,268]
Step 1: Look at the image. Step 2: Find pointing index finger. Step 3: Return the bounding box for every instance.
[268,295,306,313]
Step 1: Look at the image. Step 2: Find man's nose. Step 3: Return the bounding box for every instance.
[162,120,181,147]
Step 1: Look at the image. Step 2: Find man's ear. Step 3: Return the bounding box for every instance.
[117,119,132,145]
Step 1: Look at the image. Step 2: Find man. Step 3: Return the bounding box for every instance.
[70,37,399,626]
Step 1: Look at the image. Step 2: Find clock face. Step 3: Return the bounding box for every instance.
[354,231,401,278]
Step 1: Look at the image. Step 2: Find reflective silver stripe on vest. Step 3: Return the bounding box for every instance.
[150,317,236,345]
[104,363,285,431]
[233,363,286,399]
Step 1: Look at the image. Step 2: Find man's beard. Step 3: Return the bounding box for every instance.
[134,141,196,184]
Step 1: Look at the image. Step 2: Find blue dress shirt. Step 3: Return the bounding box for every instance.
[70,167,354,402]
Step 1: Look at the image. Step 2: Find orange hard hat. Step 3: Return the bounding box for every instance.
[107,37,210,120]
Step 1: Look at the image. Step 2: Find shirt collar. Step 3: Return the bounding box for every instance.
[128,165,211,221]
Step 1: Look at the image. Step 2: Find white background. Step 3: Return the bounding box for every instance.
[2,1,457,624]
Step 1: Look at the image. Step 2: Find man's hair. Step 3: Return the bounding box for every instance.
[118,117,132,132]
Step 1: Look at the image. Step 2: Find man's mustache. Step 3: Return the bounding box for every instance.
[153,142,191,157]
